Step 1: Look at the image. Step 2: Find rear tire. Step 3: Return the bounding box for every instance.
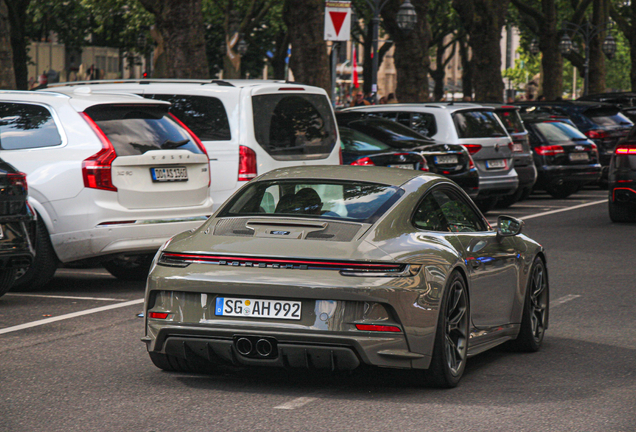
[424,271,470,388]
[12,218,59,291]
[608,199,636,223]
[545,183,579,199]
[0,268,17,298]
[102,254,154,281]
[496,188,523,209]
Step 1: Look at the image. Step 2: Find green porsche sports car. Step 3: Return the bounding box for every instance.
[142,166,549,388]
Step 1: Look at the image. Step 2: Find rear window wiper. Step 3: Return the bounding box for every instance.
[162,138,190,149]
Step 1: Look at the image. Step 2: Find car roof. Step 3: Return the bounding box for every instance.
[0,89,169,112]
[516,101,618,111]
[256,165,440,187]
[342,102,494,113]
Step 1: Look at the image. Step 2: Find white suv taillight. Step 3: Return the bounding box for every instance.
[80,112,117,192]
[238,146,257,181]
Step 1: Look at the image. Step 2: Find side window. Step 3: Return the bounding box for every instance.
[259,185,280,213]
[410,113,437,137]
[413,193,449,232]
[0,103,62,150]
[432,189,487,232]
[146,94,231,141]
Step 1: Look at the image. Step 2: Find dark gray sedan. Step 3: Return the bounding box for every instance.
[142,166,549,388]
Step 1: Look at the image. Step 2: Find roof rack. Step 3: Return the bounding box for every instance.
[46,78,236,88]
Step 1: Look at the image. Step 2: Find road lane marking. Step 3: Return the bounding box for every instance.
[55,269,113,276]
[0,298,144,335]
[4,293,127,302]
[552,294,581,307]
[522,199,607,220]
[274,397,318,410]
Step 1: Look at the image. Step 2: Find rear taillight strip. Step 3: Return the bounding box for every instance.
[158,252,407,273]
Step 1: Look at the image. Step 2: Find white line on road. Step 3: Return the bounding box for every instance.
[55,269,113,276]
[4,293,127,302]
[551,294,581,307]
[522,199,607,220]
[0,298,144,335]
[274,397,318,410]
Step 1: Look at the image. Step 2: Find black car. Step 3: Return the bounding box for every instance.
[517,101,633,180]
[0,158,35,297]
[522,114,602,198]
[336,112,479,198]
[608,128,636,222]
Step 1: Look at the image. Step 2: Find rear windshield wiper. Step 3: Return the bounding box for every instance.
[162,138,190,149]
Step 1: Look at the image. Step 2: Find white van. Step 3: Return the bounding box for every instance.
[45,80,343,210]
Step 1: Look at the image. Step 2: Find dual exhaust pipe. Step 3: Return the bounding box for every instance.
[235,336,276,358]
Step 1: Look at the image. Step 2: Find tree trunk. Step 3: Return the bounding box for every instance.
[431,39,446,101]
[458,34,473,97]
[138,0,209,79]
[271,30,288,80]
[283,0,330,93]
[381,0,431,103]
[539,0,563,100]
[453,0,509,102]
[0,1,15,89]
[588,0,609,94]
[4,0,29,89]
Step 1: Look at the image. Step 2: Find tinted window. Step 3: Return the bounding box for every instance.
[496,109,524,133]
[347,119,432,149]
[0,103,62,150]
[221,179,403,223]
[147,94,231,141]
[453,110,508,138]
[413,193,448,231]
[432,189,486,232]
[533,122,587,142]
[84,104,203,156]
[339,127,391,152]
[585,108,632,127]
[397,112,437,137]
[252,94,337,160]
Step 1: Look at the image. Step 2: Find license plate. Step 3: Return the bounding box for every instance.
[512,143,524,152]
[151,166,188,182]
[486,159,507,169]
[435,155,458,165]
[215,297,301,320]
[569,152,589,162]
[387,164,414,170]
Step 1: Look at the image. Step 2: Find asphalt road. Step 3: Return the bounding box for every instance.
[1,188,634,432]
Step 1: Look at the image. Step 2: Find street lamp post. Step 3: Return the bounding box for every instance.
[365,0,417,102]
[559,21,616,96]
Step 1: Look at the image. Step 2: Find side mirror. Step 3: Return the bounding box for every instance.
[497,215,523,240]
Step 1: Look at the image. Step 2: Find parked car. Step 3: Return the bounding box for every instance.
[608,129,636,222]
[343,103,518,212]
[0,90,215,289]
[522,114,602,198]
[45,79,342,210]
[476,103,537,207]
[0,158,35,297]
[517,101,633,181]
[143,166,548,388]
[337,112,479,198]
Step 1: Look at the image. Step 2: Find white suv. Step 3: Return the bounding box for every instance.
[45,80,343,210]
[0,90,214,288]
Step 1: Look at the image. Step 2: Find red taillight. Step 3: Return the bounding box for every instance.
[338,147,343,165]
[238,146,257,181]
[7,172,27,193]
[535,145,565,156]
[585,129,609,140]
[468,155,475,169]
[148,312,169,319]
[508,141,514,152]
[80,112,117,192]
[350,157,375,166]
[355,324,402,332]
[616,145,636,155]
[420,158,429,172]
[169,113,210,186]
[463,144,482,155]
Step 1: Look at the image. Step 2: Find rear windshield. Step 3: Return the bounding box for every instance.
[496,109,525,133]
[252,94,337,160]
[146,94,231,141]
[220,179,403,223]
[339,127,391,152]
[453,110,508,138]
[84,104,203,156]
[0,102,62,150]
[533,121,587,142]
[346,119,432,149]
[585,108,633,127]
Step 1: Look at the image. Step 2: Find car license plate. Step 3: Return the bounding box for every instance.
[151,166,188,182]
[435,155,458,165]
[387,164,414,170]
[215,297,301,320]
[486,159,507,169]
[512,143,524,152]
[569,152,589,162]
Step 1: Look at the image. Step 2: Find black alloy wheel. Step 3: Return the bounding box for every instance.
[425,271,470,388]
[102,253,155,281]
[545,183,580,199]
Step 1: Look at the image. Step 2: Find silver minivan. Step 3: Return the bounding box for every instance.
[343,103,519,212]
